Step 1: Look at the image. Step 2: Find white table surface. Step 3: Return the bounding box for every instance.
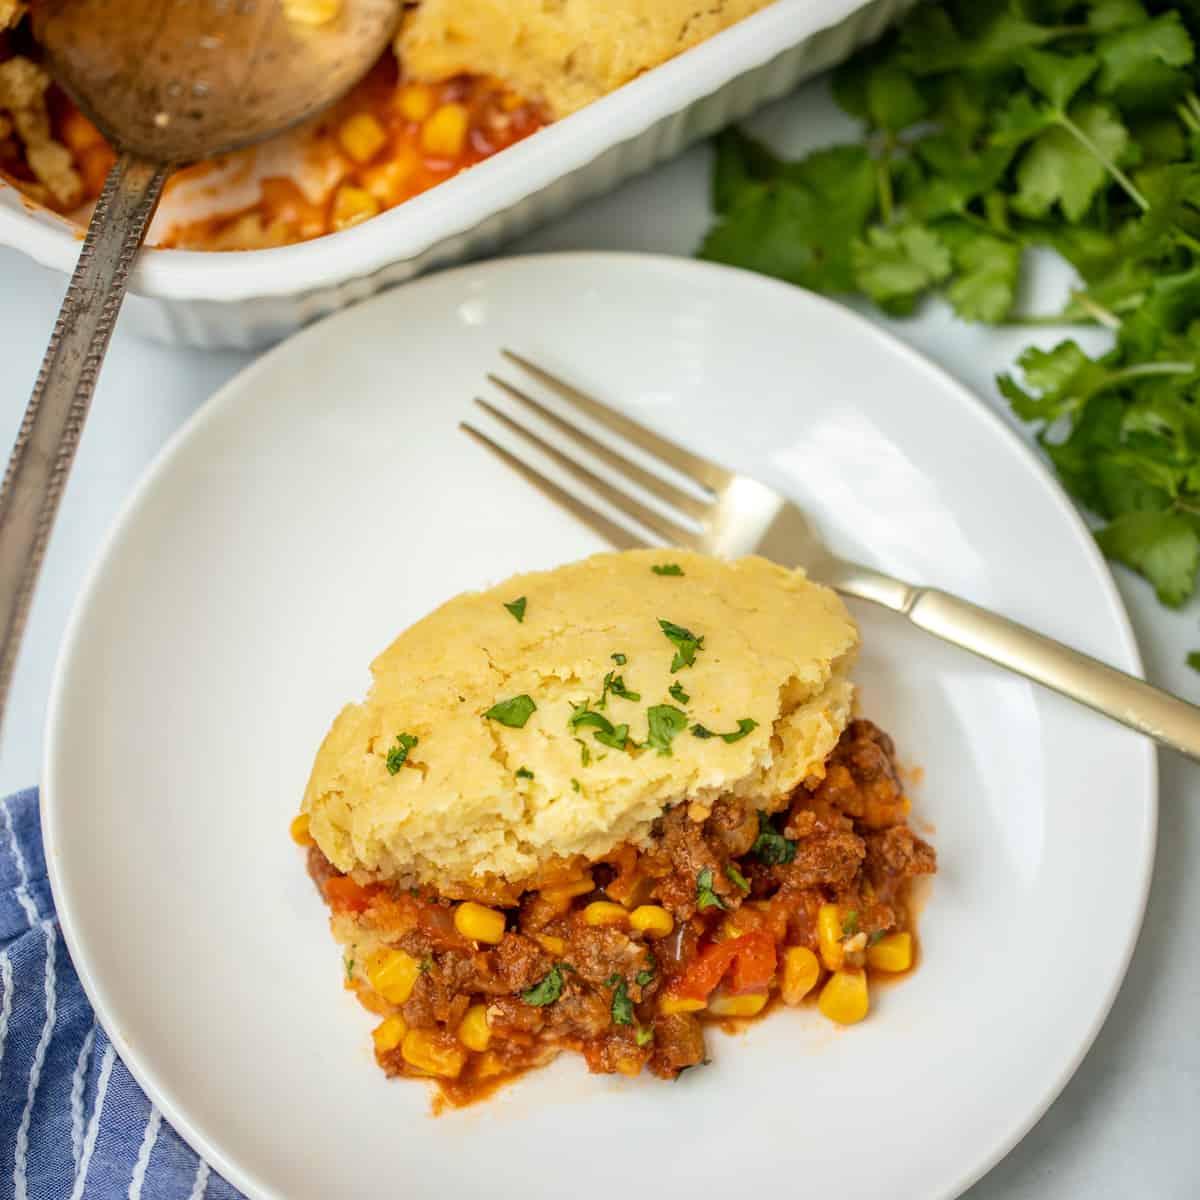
[1,77,1197,1198]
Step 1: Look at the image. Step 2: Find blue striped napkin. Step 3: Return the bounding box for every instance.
[0,790,244,1200]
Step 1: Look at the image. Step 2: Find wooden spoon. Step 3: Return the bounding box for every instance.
[0,0,399,725]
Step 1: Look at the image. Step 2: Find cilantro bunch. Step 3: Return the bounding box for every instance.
[700,0,1200,611]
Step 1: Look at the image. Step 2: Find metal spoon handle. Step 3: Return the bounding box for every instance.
[0,151,167,726]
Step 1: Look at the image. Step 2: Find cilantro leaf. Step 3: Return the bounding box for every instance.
[853,224,952,315]
[725,863,751,894]
[700,146,877,293]
[575,738,591,767]
[611,653,627,665]
[867,929,888,948]
[696,867,726,912]
[1013,103,1130,223]
[711,126,783,216]
[635,1025,655,1047]
[1095,11,1194,110]
[1096,511,1200,607]
[504,596,527,623]
[571,778,581,793]
[635,967,655,988]
[600,671,640,704]
[1188,652,1200,672]
[841,910,860,937]
[751,811,797,866]
[645,704,688,755]
[1020,49,1098,112]
[516,766,534,780]
[944,229,1021,323]
[690,718,759,743]
[522,964,569,1006]
[651,563,685,576]
[658,619,704,671]
[668,681,690,705]
[385,732,418,775]
[484,695,537,728]
[609,977,634,1025]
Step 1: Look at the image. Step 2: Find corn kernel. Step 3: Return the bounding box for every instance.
[536,934,565,955]
[541,875,594,906]
[707,992,768,1018]
[338,112,387,164]
[457,1003,491,1052]
[583,901,629,928]
[401,1029,466,1078]
[818,969,869,1026]
[629,905,673,938]
[421,103,469,158]
[330,185,379,232]
[365,948,421,1004]
[817,903,845,971]
[361,150,419,205]
[658,993,706,1016]
[397,83,435,122]
[289,813,313,846]
[781,946,820,1006]
[454,901,506,944]
[372,1014,407,1053]
[866,931,912,973]
[282,0,339,24]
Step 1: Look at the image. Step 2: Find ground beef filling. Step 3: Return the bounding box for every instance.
[306,720,935,1106]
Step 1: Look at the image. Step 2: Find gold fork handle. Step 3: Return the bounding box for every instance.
[0,152,167,731]
[900,584,1200,760]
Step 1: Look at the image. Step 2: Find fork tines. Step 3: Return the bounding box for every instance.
[461,351,732,552]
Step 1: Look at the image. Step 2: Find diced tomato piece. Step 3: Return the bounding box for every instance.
[726,931,777,995]
[324,875,373,913]
[667,931,777,1003]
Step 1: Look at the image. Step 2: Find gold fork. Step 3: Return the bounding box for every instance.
[462,351,1200,762]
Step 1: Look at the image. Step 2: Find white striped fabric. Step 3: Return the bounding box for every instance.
[0,790,243,1200]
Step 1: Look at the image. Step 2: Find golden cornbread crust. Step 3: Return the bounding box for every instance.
[396,0,776,118]
[303,549,858,887]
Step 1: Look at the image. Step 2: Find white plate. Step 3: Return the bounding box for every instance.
[43,253,1155,1200]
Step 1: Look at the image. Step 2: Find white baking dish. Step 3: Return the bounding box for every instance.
[0,0,910,347]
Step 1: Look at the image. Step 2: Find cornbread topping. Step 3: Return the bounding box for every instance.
[294,550,936,1106]
[0,0,774,249]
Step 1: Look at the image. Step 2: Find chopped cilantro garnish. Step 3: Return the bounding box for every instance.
[484,694,537,728]
[658,619,704,672]
[522,964,569,1006]
[635,967,655,988]
[841,910,860,938]
[569,702,633,752]
[504,596,527,623]
[611,653,627,665]
[1189,651,1200,673]
[571,778,581,792]
[751,811,797,866]
[668,681,690,705]
[600,671,641,705]
[652,563,684,576]
[725,863,751,894]
[608,977,634,1025]
[696,867,726,911]
[635,1025,655,1047]
[645,704,688,755]
[691,718,758,743]
[344,956,354,981]
[516,766,534,780]
[385,732,419,775]
[867,929,887,948]
[419,956,433,973]
[575,737,591,766]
